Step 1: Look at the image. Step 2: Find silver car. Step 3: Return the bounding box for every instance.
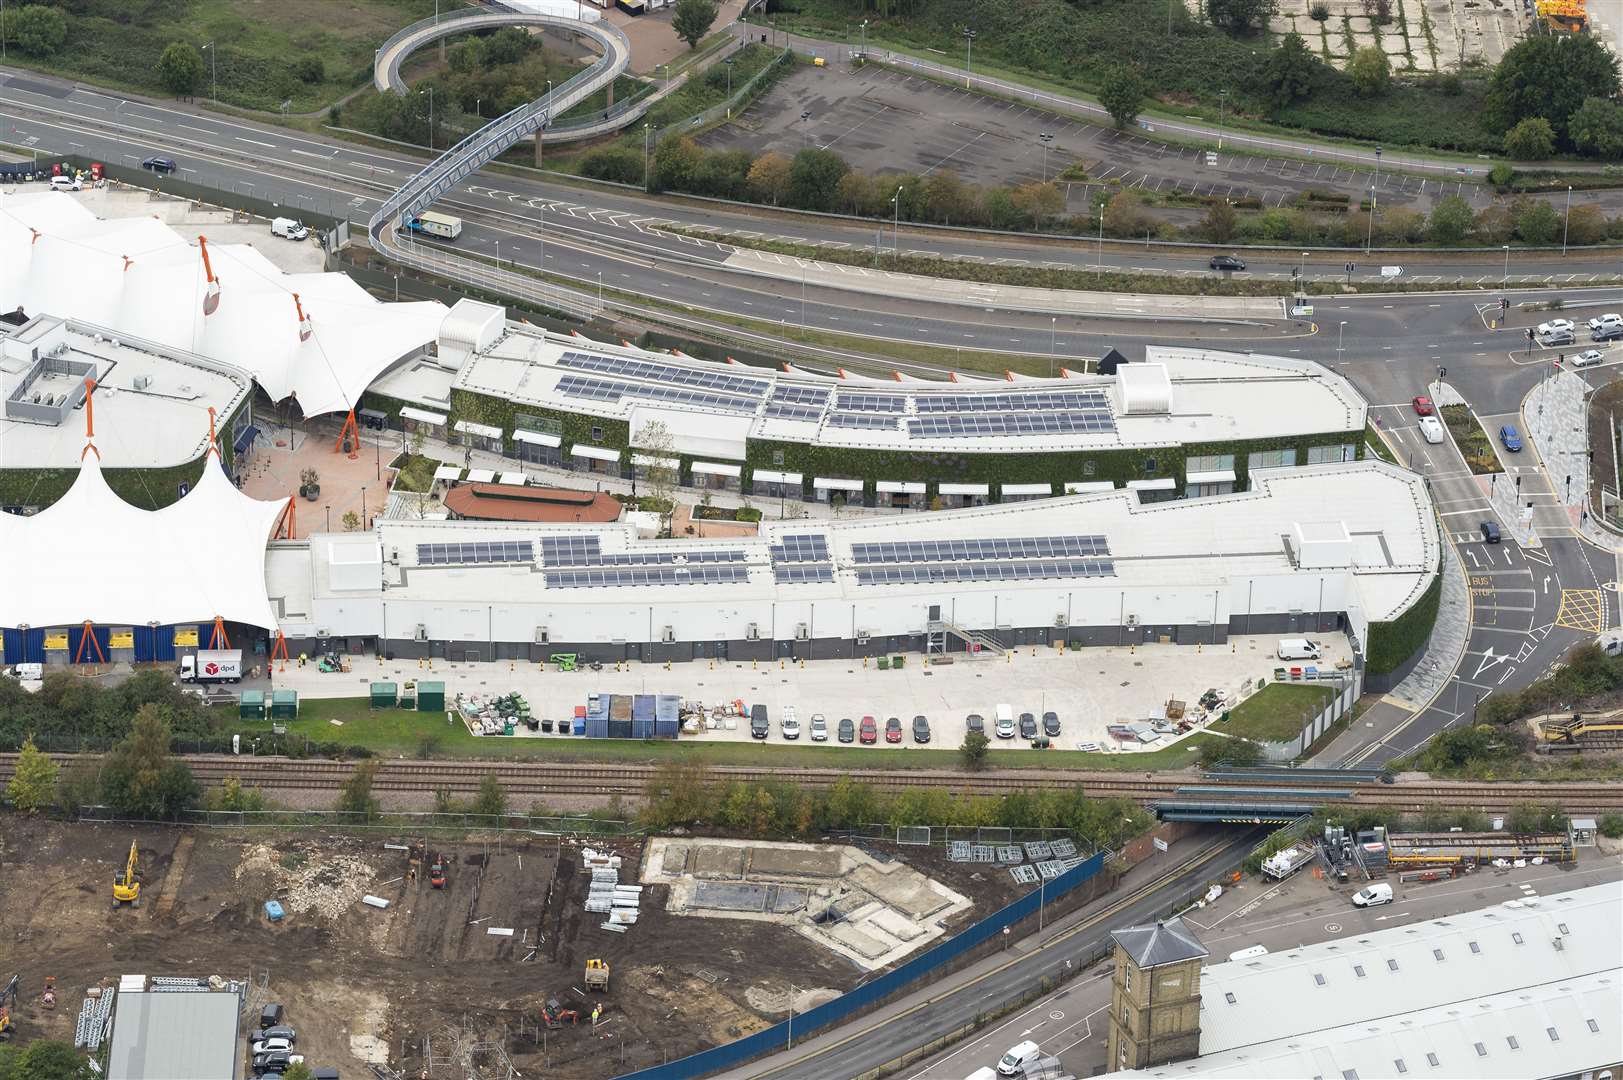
[809,713,828,741]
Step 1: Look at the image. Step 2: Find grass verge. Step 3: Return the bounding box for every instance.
[1220,683,1335,743]
[236,696,1220,771]
[1440,403,1504,474]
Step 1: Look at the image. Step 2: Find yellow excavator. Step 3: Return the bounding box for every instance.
[113,840,141,908]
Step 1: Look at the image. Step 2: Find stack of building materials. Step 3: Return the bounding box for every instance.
[74,987,115,1050]
[582,848,641,933]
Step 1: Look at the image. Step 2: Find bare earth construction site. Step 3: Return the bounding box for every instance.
[0,820,1017,1079]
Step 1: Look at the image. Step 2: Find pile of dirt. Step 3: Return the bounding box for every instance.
[235,842,377,919]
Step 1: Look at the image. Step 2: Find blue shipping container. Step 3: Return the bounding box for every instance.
[631,718,655,740]
[585,717,610,739]
[633,694,656,721]
[654,719,680,739]
[572,718,586,736]
[656,695,681,723]
[608,718,633,739]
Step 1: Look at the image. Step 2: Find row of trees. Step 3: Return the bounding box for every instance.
[6,706,201,820]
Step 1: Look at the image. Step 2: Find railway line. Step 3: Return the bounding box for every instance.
[3,753,1621,813]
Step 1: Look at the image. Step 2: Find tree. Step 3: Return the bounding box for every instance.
[672,0,719,50]
[10,5,67,57]
[1011,180,1063,230]
[7,736,58,814]
[1565,204,1606,246]
[786,147,850,212]
[632,418,678,533]
[472,774,507,818]
[1347,46,1390,97]
[746,151,792,205]
[337,758,380,818]
[157,41,206,97]
[923,169,972,225]
[652,135,703,193]
[1427,194,1475,244]
[100,705,198,820]
[1205,200,1237,243]
[1199,736,1264,767]
[1206,0,1278,33]
[959,730,990,771]
[1502,116,1555,161]
[0,1040,92,1080]
[1098,66,1146,129]
[1505,802,1563,835]
[482,26,532,67]
[1515,197,1561,243]
[1485,34,1621,147]
[1263,31,1319,110]
[1569,97,1623,160]
[449,38,484,75]
[640,760,714,829]
[280,1064,316,1080]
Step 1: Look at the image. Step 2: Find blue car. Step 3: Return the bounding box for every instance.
[1499,425,1523,452]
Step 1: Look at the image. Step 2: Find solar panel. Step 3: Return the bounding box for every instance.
[907,412,1115,439]
[851,536,1109,564]
[827,412,899,431]
[558,350,768,397]
[547,565,750,589]
[768,385,831,406]
[763,402,825,423]
[773,564,834,584]
[832,391,906,413]
[418,541,535,566]
[540,536,600,565]
[769,534,830,563]
[913,390,1111,414]
[855,559,1114,585]
[557,374,761,413]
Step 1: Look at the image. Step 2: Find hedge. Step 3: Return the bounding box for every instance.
[1364,572,1441,675]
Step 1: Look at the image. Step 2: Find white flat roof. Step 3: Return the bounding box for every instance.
[448,324,1366,455]
[0,316,252,470]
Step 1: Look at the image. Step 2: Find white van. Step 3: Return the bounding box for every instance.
[271,217,308,241]
[1228,944,1269,961]
[995,703,1016,739]
[966,1070,999,1080]
[996,1040,1040,1076]
[1276,638,1322,661]
[1352,883,1393,907]
[1417,415,1444,445]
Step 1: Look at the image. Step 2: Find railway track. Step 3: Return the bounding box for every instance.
[3,753,1621,811]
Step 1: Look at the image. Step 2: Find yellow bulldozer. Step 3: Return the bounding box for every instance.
[113,840,141,908]
[584,958,610,993]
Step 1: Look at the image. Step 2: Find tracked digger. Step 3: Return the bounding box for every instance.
[113,840,141,908]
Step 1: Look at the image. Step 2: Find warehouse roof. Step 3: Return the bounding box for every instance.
[0,439,284,629]
[293,460,1435,624]
[1111,883,1623,1079]
[106,984,241,1080]
[0,190,445,417]
[431,319,1366,455]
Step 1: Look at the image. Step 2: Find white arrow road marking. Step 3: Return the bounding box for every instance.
[1473,647,1512,678]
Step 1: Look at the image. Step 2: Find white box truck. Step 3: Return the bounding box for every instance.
[179,649,243,684]
[407,211,463,240]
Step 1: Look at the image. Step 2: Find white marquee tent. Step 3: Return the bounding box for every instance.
[0,446,285,630]
[0,191,446,417]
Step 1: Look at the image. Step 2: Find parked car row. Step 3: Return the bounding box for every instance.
[1537,314,1622,347]
[255,1003,336,1079]
[745,704,1064,746]
[967,705,1062,740]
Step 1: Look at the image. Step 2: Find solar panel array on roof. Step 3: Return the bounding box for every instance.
[562,550,746,568]
[763,402,825,423]
[558,350,768,396]
[914,389,1111,413]
[832,391,906,413]
[540,535,601,565]
[775,564,835,584]
[907,411,1115,439]
[768,532,834,585]
[549,566,750,589]
[851,536,1108,563]
[418,541,534,565]
[856,560,1112,585]
[768,385,831,406]
[827,412,899,431]
[557,374,759,413]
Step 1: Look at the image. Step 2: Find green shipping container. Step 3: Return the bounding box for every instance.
[238,690,265,720]
[370,682,398,709]
[270,689,299,720]
[417,681,446,712]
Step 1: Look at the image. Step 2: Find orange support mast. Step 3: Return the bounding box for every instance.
[73,621,107,665]
[334,409,360,459]
[275,495,298,540]
[293,293,313,343]
[269,630,291,673]
[80,377,100,461]
[207,616,231,650]
[199,235,222,316]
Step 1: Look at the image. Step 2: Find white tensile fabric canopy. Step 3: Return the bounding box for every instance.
[0,191,446,417]
[0,448,286,630]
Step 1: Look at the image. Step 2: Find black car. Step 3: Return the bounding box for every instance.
[749,703,769,739]
[838,717,855,743]
[965,713,985,735]
[141,156,177,174]
[1018,711,1038,739]
[912,714,931,743]
[1481,520,1501,544]
[253,1052,299,1074]
[1595,325,1623,343]
[1209,254,1246,272]
[259,1004,284,1030]
[1042,711,1061,737]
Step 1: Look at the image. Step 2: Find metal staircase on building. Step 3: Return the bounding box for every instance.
[926,619,1006,658]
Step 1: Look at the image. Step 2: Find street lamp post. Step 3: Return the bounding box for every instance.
[597,271,603,308]
[361,486,367,530]
[494,239,500,269]
[1365,185,1376,251]
[419,87,434,150]
[1038,132,1054,182]
[1373,145,1382,188]
[1503,244,1510,289]
[1050,316,1056,376]
[859,18,868,59]
[1096,198,1106,276]
[962,28,975,89]
[891,184,903,260]
[1562,185,1572,255]
[1337,320,1347,358]
[1218,89,1227,149]
[643,123,652,192]
[800,109,811,151]
[202,41,217,102]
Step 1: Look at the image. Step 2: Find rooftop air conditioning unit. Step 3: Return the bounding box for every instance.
[414,624,427,642]
[746,623,760,640]
[535,626,549,644]
[316,628,331,638]
[133,374,151,391]
[661,626,676,643]
[856,630,870,645]
[1125,614,1139,627]
[795,623,809,641]
[389,549,399,564]
[1055,614,1068,628]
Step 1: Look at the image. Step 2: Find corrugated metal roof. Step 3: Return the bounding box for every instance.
[107,990,240,1080]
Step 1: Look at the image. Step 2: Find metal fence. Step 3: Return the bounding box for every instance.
[652,47,792,148]
[71,804,640,836]
[611,851,1106,1080]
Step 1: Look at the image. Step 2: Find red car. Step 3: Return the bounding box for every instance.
[1412,396,1434,416]
[884,716,903,743]
[859,716,878,744]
